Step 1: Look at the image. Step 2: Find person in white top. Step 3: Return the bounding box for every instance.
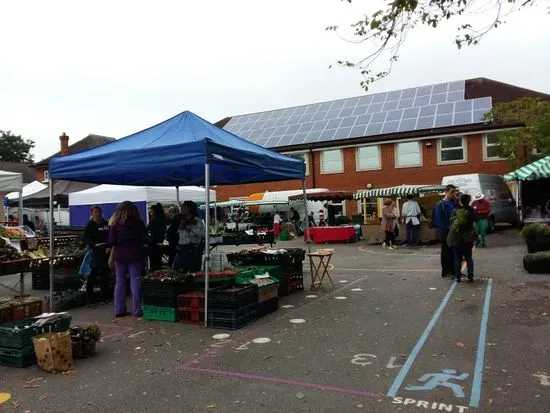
[273,212,282,238]
[401,194,422,246]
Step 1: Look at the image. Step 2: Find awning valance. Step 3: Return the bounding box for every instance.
[354,184,446,200]
[503,155,550,182]
[288,191,354,202]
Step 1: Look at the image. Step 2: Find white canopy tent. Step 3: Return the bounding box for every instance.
[6,180,47,200]
[0,170,24,223]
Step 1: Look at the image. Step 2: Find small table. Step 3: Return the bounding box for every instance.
[307,250,335,289]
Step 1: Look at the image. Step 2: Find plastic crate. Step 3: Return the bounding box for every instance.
[286,270,304,295]
[143,305,176,322]
[0,306,12,324]
[258,282,279,303]
[257,297,278,318]
[142,278,192,296]
[207,302,257,330]
[208,285,258,310]
[177,308,205,324]
[142,292,178,308]
[0,314,72,349]
[46,291,87,312]
[11,299,43,322]
[0,346,36,368]
[177,291,205,310]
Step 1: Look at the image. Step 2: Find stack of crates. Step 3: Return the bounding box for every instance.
[235,269,279,318]
[142,279,192,322]
[0,314,71,368]
[177,291,205,325]
[207,285,258,330]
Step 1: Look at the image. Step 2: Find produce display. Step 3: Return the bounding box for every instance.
[70,324,101,358]
[0,226,27,239]
[0,238,24,262]
[194,269,240,280]
[23,246,49,259]
[144,269,190,283]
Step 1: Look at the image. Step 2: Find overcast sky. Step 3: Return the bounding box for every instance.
[1,0,549,162]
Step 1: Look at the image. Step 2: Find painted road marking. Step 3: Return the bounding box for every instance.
[358,245,438,257]
[391,397,469,412]
[212,333,230,340]
[469,278,493,408]
[351,354,378,366]
[387,280,458,397]
[387,356,403,369]
[351,288,363,291]
[305,295,318,298]
[281,305,294,309]
[334,296,347,300]
[406,369,469,398]
[0,393,11,405]
[252,337,271,344]
[289,319,306,324]
[532,372,550,386]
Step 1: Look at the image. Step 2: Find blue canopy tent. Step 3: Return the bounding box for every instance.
[49,111,308,323]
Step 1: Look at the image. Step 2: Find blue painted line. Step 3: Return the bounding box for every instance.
[470,278,493,408]
[387,281,458,398]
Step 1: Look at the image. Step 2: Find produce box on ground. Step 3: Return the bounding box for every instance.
[177,291,205,325]
[0,345,36,368]
[235,265,289,296]
[143,269,194,297]
[235,271,279,303]
[207,302,258,330]
[193,269,240,289]
[177,308,205,324]
[208,285,258,310]
[143,305,177,322]
[227,248,306,268]
[257,297,278,318]
[32,271,84,291]
[0,313,71,349]
[0,298,43,325]
[70,324,101,359]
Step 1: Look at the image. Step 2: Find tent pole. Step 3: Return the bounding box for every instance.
[18,189,23,225]
[204,163,211,327]
[48,179,55,312]
[301,179,315,290]
[176,185,180,206]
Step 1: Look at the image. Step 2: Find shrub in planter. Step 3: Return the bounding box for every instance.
[520,223,550,253]
[523,251,550,274]
[335,215,351,225]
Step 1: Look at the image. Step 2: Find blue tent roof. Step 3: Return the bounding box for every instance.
[49,111,305,186]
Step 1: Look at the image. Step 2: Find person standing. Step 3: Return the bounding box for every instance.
[147,203,167,271]
[402,194,422,247]
[82,205,110,305]
[471,193,492,247]
[432,185,458,278]
[272,212,282,238]
[290,207,302,235]
[23,214,35,232]
[448,194,477,282]
[166,206,182,266]
[308,211,316,227]
[174,201,205,273]
[108,201,147,317]
[381,199,397,249]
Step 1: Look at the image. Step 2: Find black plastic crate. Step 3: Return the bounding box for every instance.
[207,315,250,330]
[142,292,178,308]
[207,285,258,310]
[0,346,36,368]
[142,278,193,296]
[257,297,278,318]
[207,302,257,330]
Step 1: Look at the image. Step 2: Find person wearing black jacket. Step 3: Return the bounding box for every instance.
[82,205,110,304]
[166,206,182,266]
[148,203,167,271]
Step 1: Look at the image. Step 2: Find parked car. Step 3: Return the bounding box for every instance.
[442,174,518,232]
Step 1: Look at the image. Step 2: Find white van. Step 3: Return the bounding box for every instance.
[442,174,518,231]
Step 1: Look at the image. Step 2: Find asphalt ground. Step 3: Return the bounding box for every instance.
[0,227,548,413]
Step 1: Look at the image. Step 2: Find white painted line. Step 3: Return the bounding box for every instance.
[334,296,347,300]
[351,288,363,292]
[252,338,271,344]
[290,319,306,324]
[127,330,146,338]
[305,295,318,298]
[281,305,294,309]
[338,280,349,283]
[212,333,231,340]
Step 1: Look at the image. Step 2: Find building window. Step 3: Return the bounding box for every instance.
[43,170,49,182]
[321,149,344,174]
[356,145,380,171]
[439,136,466,163]
[287,152,309,175]
[483,134,504,160]
[396,141,422,167]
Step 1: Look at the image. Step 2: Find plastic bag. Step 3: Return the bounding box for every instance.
[33,331,74,373]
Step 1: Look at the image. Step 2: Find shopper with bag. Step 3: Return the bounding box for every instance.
[381,198,397,250]
[447,194,477,282]
[471,192,492,247]
[108,201,147,317]
[82,205,110,306]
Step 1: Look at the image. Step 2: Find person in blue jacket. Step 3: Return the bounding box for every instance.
[432,184,458,278]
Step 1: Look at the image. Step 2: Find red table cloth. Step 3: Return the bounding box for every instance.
[304,226,356,244]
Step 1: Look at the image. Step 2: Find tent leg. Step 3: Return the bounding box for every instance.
[18,189,23,225]
[18,189,25,299]
[204,163,211,327]
[49,179,55,312]
[301,179,315,290]
[176,185,180,206]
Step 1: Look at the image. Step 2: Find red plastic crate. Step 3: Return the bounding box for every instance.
[177,308,205,325]
[11,300,43,322]
[177,291,205,310]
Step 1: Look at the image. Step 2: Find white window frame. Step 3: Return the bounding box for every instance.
[395,141,422,168]
[320,149,344,174]
[437,136,467,165]
[355,145,381,171]
[43,170,50,182]
[483,133,505,161]
[284,152,310,176]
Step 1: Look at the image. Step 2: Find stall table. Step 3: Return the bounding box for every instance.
[304,226,356,244]
[307,250,334,289]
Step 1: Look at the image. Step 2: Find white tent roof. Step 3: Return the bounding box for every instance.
[69,184,216,206]
[0,170,23,193]
[6,180,47,200]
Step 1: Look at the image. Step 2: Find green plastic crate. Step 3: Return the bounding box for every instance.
[235,265,286,295]
[143,306,176,322]
[0,314,72,349]
[0,346,36,368]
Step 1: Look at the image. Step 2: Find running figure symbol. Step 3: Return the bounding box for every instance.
[406,369,469,398]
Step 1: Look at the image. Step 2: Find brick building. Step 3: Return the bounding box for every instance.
[214,78,549,215]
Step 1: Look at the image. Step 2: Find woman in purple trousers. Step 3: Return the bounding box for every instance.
[108,201,147,317]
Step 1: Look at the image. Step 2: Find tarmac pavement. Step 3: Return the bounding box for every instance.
[0,227,548,413]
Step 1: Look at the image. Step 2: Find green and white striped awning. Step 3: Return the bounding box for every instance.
[503,155,550,181]
[354,184,446,200]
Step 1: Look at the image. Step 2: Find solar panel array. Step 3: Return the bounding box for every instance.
[223,80,492,148]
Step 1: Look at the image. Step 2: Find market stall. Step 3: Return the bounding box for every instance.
[354,185,446,244]
[49,110,308,327]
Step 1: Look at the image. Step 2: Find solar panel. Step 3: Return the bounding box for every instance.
[223,80,492,148]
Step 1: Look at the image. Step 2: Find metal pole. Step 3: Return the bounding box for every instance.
[18,189,23,225]
[176,185,180,206]
[48,180,55,312]
[302,179,314,290]
[18,189,24,299]
[204,163,211,327]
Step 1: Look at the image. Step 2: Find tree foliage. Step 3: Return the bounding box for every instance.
[485,97,550,166]
[0,130,35,163]
[328,0,544,90]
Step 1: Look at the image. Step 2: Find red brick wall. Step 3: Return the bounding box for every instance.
[214,134,511,201]
[35,167,46,182]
